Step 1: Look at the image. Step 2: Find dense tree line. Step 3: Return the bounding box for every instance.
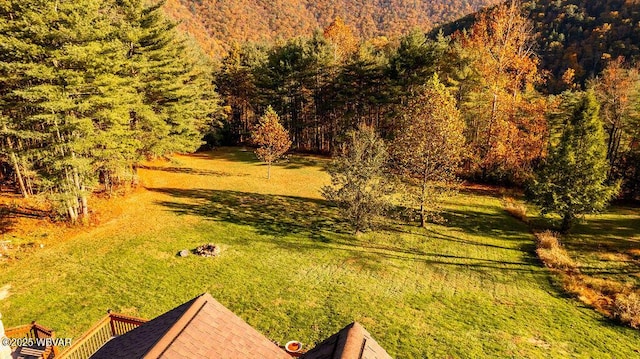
[215,6,549,183]
[216,1,640,200]
[0,0,220,222]
[3,0,639,227]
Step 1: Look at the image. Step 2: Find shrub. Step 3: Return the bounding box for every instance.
[562,275,610,310]
[535,230,560,250]
[537,247,577,271]
[503,197,528,222]
[612,292,640,328]
[534,231,577,272]
[583,277,631,296]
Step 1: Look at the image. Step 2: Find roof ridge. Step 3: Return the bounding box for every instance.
[340,322,365,359]
[142,293,210,358]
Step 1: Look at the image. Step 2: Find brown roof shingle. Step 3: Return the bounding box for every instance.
[90,293,291,359]
[301,322,392,359]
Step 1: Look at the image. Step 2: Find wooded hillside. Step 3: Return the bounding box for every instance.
[163,0,500,57]
[433,0,640,91]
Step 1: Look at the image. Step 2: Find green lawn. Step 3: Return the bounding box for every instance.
[1,147,639,358]
[563,206,640,288]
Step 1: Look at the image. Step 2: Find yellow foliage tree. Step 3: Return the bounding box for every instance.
[323,17,359,62]
[393,75,466,227]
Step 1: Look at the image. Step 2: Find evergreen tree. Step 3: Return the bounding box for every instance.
[388,30,450,107]
[121,0,221,158]
[333,37,393,136]
[0,0,138,222]
[0,0,221,222]
[529,90,619,232]
[322,124,392,233]
[216,43,264,144]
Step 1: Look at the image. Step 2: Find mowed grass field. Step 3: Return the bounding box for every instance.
[1,147,639,358]
[563,207,640,288]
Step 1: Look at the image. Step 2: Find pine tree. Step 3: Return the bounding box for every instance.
[0,0,139,222]
[121,0,220,158]
[216,43,263,144]
[0,0,221,222]
[389,30,445,97]
[252,107,291,179]
[529,91,619,232]
[322,124,392,233]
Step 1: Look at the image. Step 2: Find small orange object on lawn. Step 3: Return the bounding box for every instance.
[285,341,302,353]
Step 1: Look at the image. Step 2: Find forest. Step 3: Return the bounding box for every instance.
[436,0,640,92]
[214,2,640,201]
[162,0,501,57]
[2,0,640,224]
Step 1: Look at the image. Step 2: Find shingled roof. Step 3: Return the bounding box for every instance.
[90,293,291,359]
[300,322,392,359]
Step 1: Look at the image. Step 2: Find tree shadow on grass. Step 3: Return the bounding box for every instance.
[138,165,238,177]
[151,188,349,242]
[195,148,327,170]
[279,155,327,170]
[456,185,515,199]
[151,188,546,274]
[0,203,54,235]
[527,209,640,283]
[441,209,529,238]
[374,203,543,273]
[0,206,14,235]
[203,148,261,164]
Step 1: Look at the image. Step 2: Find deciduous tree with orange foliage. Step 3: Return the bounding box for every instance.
[252,107,292,180]
[458,0,549,182]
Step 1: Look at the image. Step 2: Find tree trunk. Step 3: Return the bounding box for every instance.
[480,92,499,179]
[3,126,28,198]
[606,125,617,162]
[561,214,573,233]
[267,162,271,180]
[67,201,78,223]
[80,184,89,223]
[420,166,428,228]
[10,153,28,198]
[70,151,89,223]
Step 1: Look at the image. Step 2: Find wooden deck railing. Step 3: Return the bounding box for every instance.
[5,321,55,340]
[57,312,147,359]
[5,322,59,358]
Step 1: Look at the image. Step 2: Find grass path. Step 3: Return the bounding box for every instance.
[1,148,639,358]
